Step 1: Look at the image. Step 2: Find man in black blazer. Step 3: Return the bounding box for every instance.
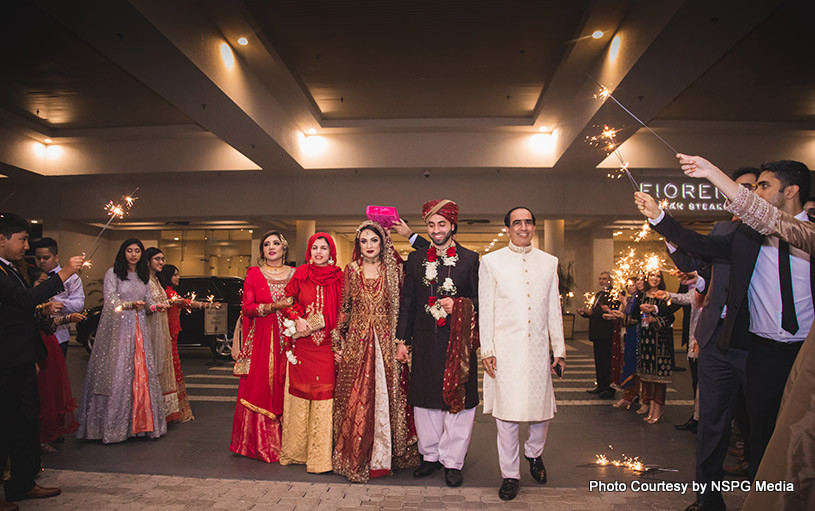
[0,213,83,508]
[578,272,616,398]
[395,199,479,488]
[636,161,811,510]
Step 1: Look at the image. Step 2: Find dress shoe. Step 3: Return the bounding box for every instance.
[498,478,520,500]
[586,387,603,394]
[0,501,19,511]
[524,455,547,483]
[674,416,698,431]
[6,484,61,501]
[598,389,615,399]
[412,460,442,478]
[723,460,749,477]
[444,468,463,487]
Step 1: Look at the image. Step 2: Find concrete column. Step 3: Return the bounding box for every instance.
[543,219,565,260]
[592,236,614,282]
[294,220,316,265]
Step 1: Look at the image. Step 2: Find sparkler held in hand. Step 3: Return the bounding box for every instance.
[81,188,139,271]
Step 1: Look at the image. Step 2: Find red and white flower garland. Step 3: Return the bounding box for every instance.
[423,245,458,326]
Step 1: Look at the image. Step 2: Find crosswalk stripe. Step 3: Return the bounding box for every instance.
[186,383,238,389]
[188,396,237,402]
[557,400,693,406]
[185,374,236,380]
[207,366,234,372]
[554,388,677,393]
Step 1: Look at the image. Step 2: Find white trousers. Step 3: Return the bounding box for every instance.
[496,418,550,479]
[413,406,476,470]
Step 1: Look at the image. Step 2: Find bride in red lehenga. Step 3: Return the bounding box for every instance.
[331,221,419,482]
[229,231,293,462]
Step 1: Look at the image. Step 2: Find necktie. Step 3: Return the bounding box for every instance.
[779,240,798,334]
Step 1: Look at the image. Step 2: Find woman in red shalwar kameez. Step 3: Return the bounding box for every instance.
[229,232,293,462]
[279,233,342,473]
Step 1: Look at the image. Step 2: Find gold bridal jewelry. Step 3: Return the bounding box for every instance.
[362,255,379,264]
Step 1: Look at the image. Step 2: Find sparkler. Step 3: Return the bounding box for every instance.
[587,124,639,190]
[592,80,679,154]
[82,187,140,270]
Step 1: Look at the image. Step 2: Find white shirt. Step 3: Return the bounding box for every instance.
[748,210,812,343]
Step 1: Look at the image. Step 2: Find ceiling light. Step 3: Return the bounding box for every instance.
[44,138,52,144]
[592,30,604,39]
[174,237,179,241]
[237,37,248,46]
[498,232,504,237]
[307,128,317,135]
[492,239,498,242]
[31,220,38,224]
[502,228,507,232]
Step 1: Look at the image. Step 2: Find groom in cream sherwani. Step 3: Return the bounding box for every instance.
[479,206,566,501]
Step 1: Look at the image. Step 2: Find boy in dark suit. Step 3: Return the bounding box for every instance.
[0,213,83,509]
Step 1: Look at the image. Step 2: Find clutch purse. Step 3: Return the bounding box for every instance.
[306,313,325,332]
[366,205,401,230]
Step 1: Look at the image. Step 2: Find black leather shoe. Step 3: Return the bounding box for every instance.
[524,455,547,483]
[674,416,698,431]
[586,387,603,394]
[412,460,442,478]
[598,389,616,399]
[498,478,519,500]
[444,468,463,487]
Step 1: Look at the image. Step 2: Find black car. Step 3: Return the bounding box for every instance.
[76,276,244,358]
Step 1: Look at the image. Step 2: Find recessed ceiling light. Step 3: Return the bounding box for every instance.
[174,237,179,241]
[237,37,248,46]
[44,138,52,144]
[31,220,38,224]
[592,30,604,39]
[307,128,317,135]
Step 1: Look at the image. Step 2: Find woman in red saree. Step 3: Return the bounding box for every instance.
[228,231,293,462]
[332,221,418,482]
[279,233,342,473]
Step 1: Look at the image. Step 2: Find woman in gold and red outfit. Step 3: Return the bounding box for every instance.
[279,233,342,473]
[332,221,419,482]
[229,231,293,462]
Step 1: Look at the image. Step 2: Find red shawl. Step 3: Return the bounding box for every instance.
[442,297,479,413]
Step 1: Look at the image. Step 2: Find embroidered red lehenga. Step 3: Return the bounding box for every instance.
[331,221,419,482]
[229,265,292,462]
[164,286,196,423]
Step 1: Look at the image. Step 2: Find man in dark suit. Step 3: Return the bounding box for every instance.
[395,199,479,488]
[578,272,616,399]
[0,213,83,509]
[635,161,811,510]
[665,166,757,511]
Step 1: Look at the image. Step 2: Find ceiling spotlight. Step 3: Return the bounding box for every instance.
[174,237,179,241]
[498,232,504,237]
[592,30,604,39]
[44,138,52,144]
[237,37,248,46]
[307,128,317,135]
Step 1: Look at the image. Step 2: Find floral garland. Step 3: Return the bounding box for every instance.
[423,245,458,326]
[281,307,302,365]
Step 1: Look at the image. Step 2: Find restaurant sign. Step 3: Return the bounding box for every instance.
[638,180,727,213]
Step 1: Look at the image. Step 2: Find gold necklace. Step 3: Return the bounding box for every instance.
[264,263,286,273]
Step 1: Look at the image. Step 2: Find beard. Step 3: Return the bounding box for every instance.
[431,230,453,247]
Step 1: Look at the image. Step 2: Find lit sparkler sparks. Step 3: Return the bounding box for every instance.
[634,222,651,243]
[590,78,679,154]
[595,447,646,472]
[583,291,597,309]
[587,124,639,189]
[81,187,140,271]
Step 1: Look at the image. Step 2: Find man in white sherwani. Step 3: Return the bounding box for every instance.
[479,206,566,501]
